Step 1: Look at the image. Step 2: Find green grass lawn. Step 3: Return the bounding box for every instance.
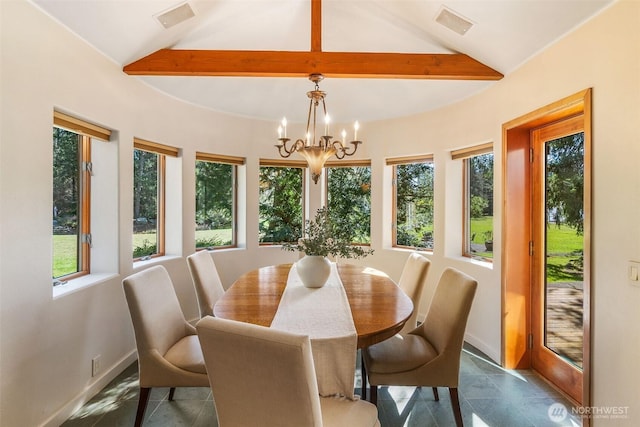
[53,235,78,278]
[469,217,582,282]
[545,224,583,283]
[470,216,493,244]
[195,228,232,247]
[470,216,494,259]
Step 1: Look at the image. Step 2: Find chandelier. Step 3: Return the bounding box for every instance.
[275,74,362,184]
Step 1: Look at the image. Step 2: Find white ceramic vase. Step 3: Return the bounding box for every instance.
[296,255,331,288]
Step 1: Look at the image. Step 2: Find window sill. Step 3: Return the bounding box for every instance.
[132,254,181,270]
[198,246,246,254]
[456,255,494,269]
[388,246,434,255]
[53,272,119,299]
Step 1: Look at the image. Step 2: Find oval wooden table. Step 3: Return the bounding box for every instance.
[213,263,413,349]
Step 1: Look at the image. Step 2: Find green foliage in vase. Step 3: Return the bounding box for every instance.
[281,208,374,259]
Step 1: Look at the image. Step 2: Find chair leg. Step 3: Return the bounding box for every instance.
[449,387,464,427]
[360,353,367,400]
[432,386,439,401]
[168,387,176,401]
[370,385,378,406]
[135,387,151,427]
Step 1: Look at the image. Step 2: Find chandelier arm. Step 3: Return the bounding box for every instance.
[305,97,314,141]
[276,146,294,158]
[312,97,318,145]
[331,140,346,158]
[342,140,362,156]
[276,140,295,157]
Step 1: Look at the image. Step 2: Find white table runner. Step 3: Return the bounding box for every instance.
[270,262,357,400]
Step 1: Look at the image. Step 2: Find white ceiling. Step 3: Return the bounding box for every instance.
[32,0,613,124]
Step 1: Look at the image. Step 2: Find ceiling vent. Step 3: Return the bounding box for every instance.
[154,2,195,29]
[435,6,474,36]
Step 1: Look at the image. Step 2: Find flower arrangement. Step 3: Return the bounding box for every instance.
[281,207,374,259]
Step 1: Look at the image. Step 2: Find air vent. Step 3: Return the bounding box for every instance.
[435,6,474,36]
[154,2,195,29]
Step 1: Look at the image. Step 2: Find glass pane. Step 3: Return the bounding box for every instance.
[133,149,158,258]
[395,162,434,249]
[327,167,371,244]
[258,166,303,243]
[195,161,234,248]
[52,128,81,278]
[468,153,494,259]
[544,132,584,368]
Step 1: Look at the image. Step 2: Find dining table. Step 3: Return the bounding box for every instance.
[213,263,413,349]
[213,262,413,399]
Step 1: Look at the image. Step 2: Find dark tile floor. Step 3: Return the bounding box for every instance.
[62,344,581,426]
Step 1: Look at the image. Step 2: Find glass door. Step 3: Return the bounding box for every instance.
[531,115,585,403]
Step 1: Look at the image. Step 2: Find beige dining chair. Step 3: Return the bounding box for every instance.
[397,252,431,335]
[196,316,381,427]
[361,252,431,399]
[186,250,225,317]
[363,267,478,427]
[122,265,210,427]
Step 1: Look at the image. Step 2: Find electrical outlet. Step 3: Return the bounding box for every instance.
[630,261,640,287]
[92,355,101,377]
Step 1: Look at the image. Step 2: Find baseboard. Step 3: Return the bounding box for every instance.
[464,333,501,365]
[40,350,137,427]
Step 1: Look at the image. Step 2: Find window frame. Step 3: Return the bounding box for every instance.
[452,142,494,261]
[387,154,435,250]
[324,159,372,245]
[195,152,245,250]
[52,111,111,283]
[132,137,178,261]
[258,159,307,246]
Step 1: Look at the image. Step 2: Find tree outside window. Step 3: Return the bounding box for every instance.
[52,128,89,279]
[326,166,371,244]
[466,153,494,260]
[259,165,303,243]
[393,160,435,249]
[195,159,235,248]
[132,148,161,259]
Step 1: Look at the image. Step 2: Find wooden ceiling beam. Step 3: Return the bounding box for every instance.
[311,0,321,52]
[123,49,503,80]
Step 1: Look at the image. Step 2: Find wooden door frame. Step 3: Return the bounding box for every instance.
[502,89,592,413]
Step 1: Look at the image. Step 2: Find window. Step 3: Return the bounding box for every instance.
[388,155,435,250]
[132,138,178,260]
[259,160,305,244]
[452,143,494,260]
[52,111,111,282]
[195,153,244,249]
[326,161,371,244]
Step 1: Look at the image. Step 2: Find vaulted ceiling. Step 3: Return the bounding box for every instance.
[33,0,613,123]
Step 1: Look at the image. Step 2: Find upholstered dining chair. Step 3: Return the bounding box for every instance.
[122,265,210,427]
[362,267,478,427]
[361,252,431,399]
[397,252,431,335]
[186,250,225,317]
[196,316,381,427]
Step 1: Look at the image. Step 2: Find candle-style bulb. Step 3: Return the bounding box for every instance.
[281,117,287,138]
[354,121,360,141]
[341,129,347,141]
[278,126,282,139]
[324,114,330,136]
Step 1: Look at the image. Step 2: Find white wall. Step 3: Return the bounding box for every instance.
[1,0,639,426]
